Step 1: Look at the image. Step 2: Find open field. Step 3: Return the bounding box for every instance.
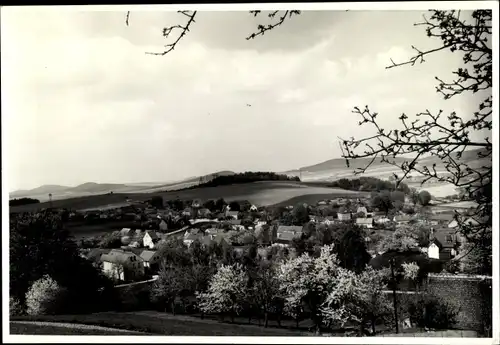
[11,312,309,336]
[10,181,363,213]
[10,321,146,335]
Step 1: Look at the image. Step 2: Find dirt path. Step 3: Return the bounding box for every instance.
[11,321,146,334]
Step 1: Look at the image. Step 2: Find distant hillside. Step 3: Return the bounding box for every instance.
[9,171,237,202]
[281,148,490,184]
[297,157,412,173]
[10,184,70,198]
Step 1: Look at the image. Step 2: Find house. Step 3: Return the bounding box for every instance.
[250,204,258,212]
[198,208,211,217]
[448,216,480,229]
[183,232,204,247]
[429,213,455,226]
[338,207,351,221]
[205,228,223,239]
[227,211,239,220]
[100,249,145,282]
[275,230,302,245]
[356,206,369,217]
[255,220,267,227]
[85,248,111,264]
[318,201,327,206]
[143,230,159,249]
[374,216,391,224]
[323,216,335,225]
[427,232,457,260]
[275,226,303,245]
[393,215,411,225]
[159,219,168,232]
[139,250,161,270]
[182,209,192,217]
[309,215,323,223]
[356,217,374,229]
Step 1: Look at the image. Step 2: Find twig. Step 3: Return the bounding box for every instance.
[146,10,198,56]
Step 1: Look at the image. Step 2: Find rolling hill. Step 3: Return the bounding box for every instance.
[10,148,489,205]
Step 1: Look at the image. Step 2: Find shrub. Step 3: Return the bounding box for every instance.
[407,293,460,329]
[10,297,24,316]
[25,275,68,315]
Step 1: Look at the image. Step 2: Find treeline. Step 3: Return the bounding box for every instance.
[184,172,300,190]
[330,177,411,194]
[9,198,41,207]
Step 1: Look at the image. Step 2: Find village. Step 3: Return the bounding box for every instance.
[73,193,480,285]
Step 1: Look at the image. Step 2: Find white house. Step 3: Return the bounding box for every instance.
[338,212,351,221]
[250,204,258,212]
[143,230,159,249]
[428,241,441,259]
[255,220,267,227]
[356,218,374,229]
[101,249,145,282]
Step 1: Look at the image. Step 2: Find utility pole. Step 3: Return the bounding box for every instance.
[48,193,53,209]
[390,258,399,334]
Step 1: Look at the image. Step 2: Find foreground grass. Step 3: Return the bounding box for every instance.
[11,312,309,336]
[10,322,144,335]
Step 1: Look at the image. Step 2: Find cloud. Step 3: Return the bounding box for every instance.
[2,8,489,190]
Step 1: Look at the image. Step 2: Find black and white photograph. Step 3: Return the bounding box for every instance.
[2,2,497,342]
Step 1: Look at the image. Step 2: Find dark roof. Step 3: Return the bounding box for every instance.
[432,232,455,249]
[86,248,111,262]
[145,230,159,240]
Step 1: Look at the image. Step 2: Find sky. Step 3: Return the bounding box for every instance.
[1,7,490,191]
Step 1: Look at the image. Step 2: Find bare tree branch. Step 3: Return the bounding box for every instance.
[339,10,492,272]
[246,10,301,40]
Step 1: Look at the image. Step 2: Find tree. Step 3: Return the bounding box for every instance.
[215,198,227,212]
[401,262,420,281]
[418,190,432,206]
[10,297,24,316]
[203,199,216,212]
[25,275,68,315]
[332,225,371,273]
[253,262,283,328]
[278,245,341,333]
[151,196,164,209]
[228,201,241,212]
[410,188,420,205]
[197,263,249,322]
[321,266,391,335]
[98,231,122,249]
[292,203,310,225]
[339,10,492,272]
[371,191,393,216]
[377,228,420,253]
[10,212,115,313]
[150,263,186,314]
